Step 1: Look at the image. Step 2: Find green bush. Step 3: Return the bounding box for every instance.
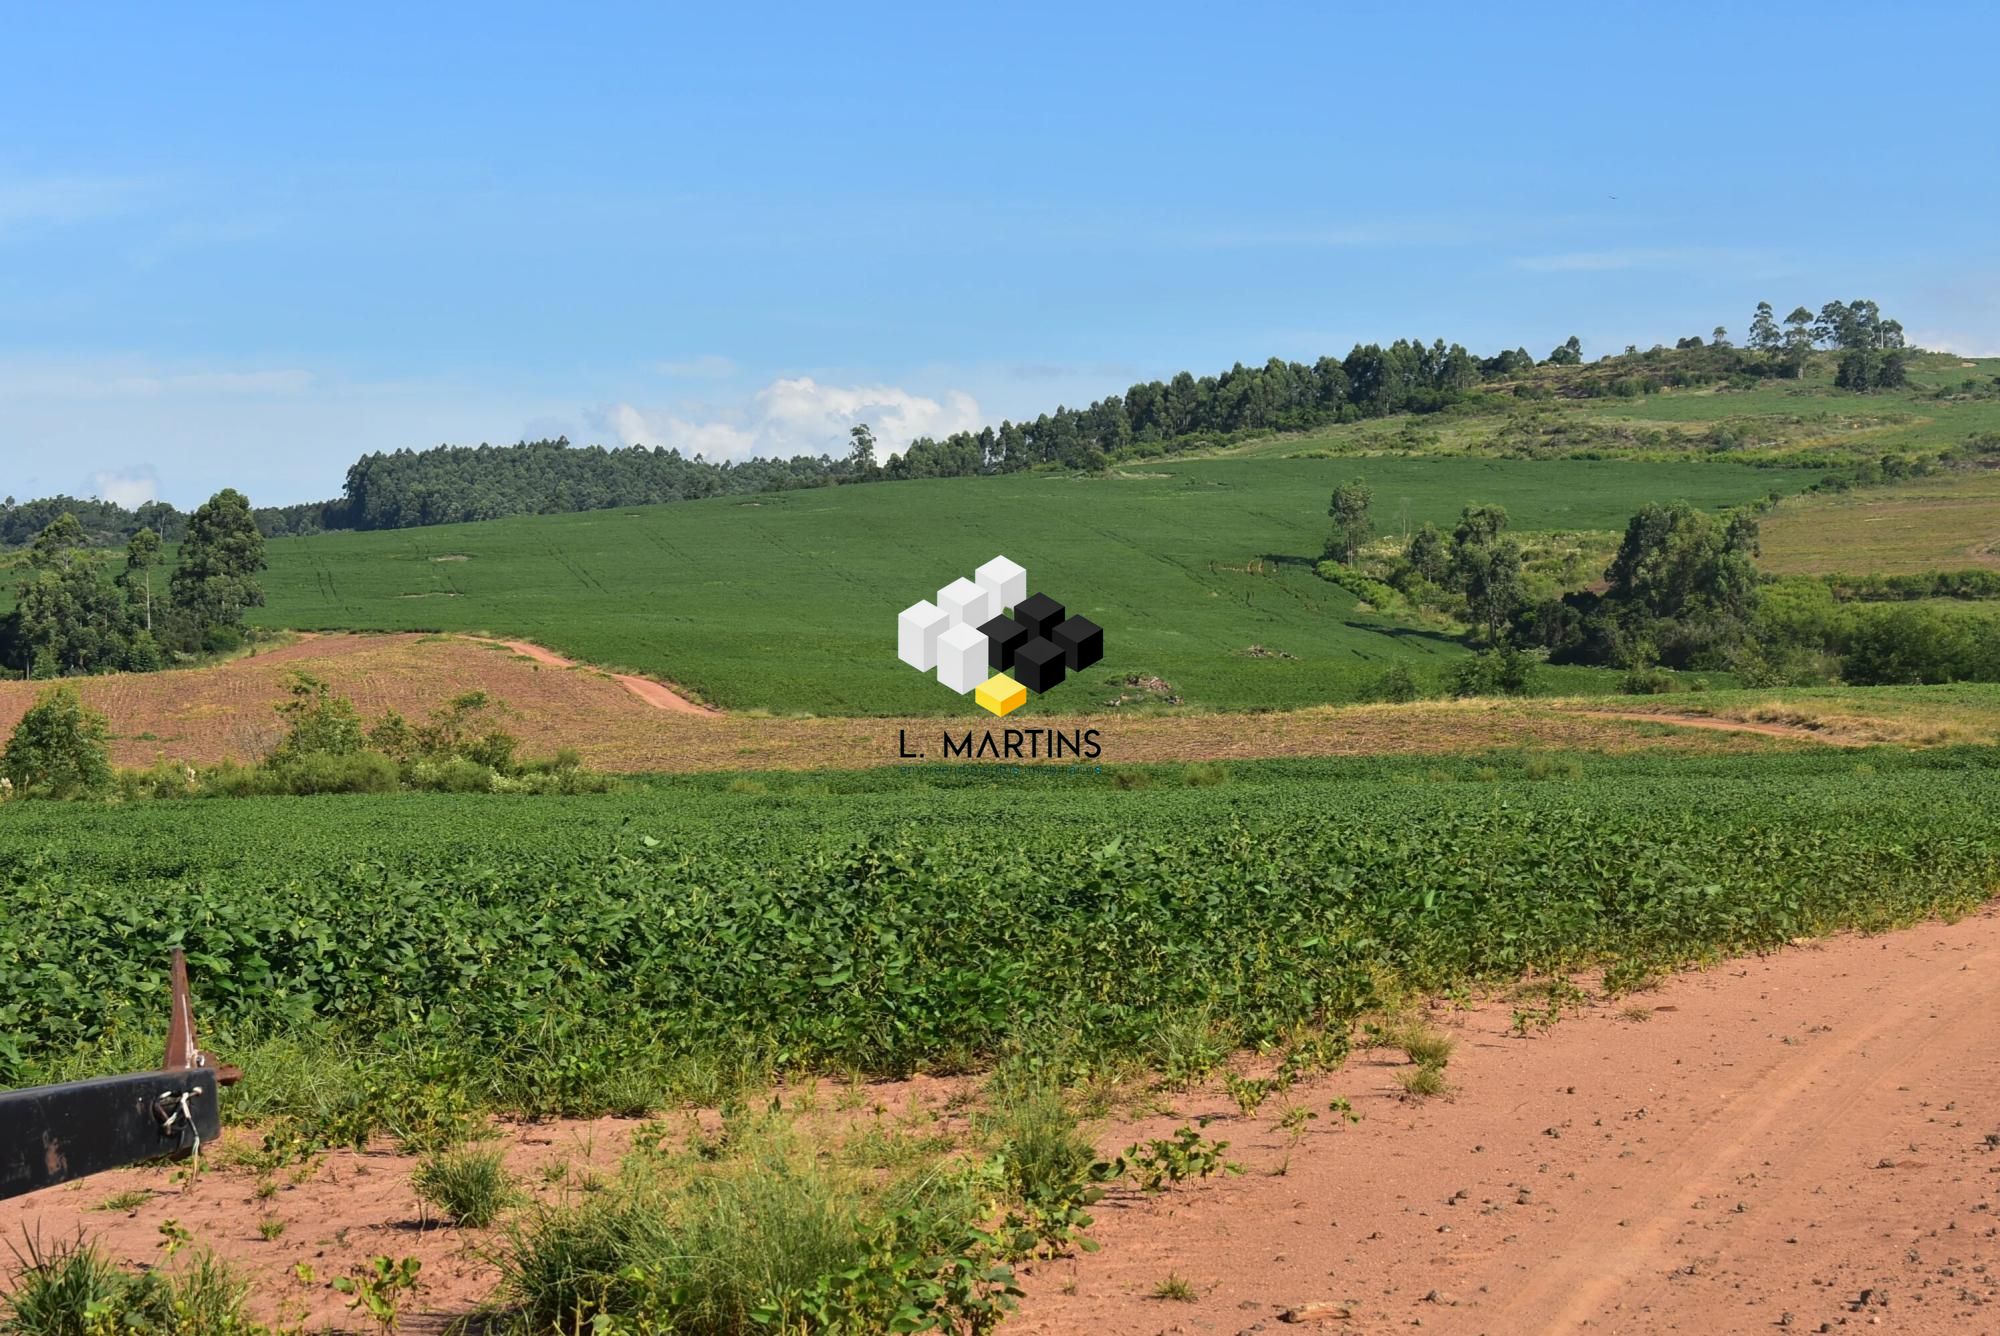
[115,760,199,801]
[269,671,366,763]
[1364,663,1421,703]
[1448,648,1537,697]
[267,750,402,796]
[2,685,112,799]
[1619,666,1678,695]
[1839,604,1999,685]
[494,1114,1013,1333]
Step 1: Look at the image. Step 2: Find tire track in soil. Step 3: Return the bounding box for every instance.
[475,637,718,716]
[1482,926,2000,1332]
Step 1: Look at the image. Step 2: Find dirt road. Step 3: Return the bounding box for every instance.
[476,637,717,715]
[7,912,1996,1332]
[1013,909,2000,1335]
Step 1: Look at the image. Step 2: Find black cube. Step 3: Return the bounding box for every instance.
[1013,592,1066,640]
[1051,615,1103,671]
[1013,636,1067,693]
[979,614,1029,670]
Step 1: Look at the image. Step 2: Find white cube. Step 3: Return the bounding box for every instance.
[898,599,950,671]
[935,622,989,693]
[975,555,1027,612]
[937,577,994,629]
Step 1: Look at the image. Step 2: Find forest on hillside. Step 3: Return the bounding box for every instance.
[0,299,1919,546]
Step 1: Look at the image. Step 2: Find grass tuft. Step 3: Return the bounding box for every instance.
[1394,1023,1455,1070]
[2,1238,253,1336]
[93,1190,149,1213]
[413,1148,517,1228]
[1396,1064,1450,1098]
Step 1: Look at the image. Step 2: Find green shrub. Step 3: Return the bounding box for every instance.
[3,685,112,799]
[409,756,501,794]
[495,1115,1013,1333]
[1521,753,1584,782]
[267,750,401,795]
[1365,663,1421,703]
[1315,562,1406,614]
[116,759,199,801]
[1448,648,1537,698]
[1619,666,1678,695]
[269,671,366,762]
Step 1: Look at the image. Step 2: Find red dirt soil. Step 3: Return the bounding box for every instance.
[481,638,717,715]
[6,911,1997,1332]
[0,631,1831,774]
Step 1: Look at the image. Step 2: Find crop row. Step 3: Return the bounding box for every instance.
[2,752,1996,1109]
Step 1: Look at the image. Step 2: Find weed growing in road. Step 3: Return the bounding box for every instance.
[1112,1124,1241,1192]
[414,1148,517,1228]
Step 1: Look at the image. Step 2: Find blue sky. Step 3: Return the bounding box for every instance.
[3,3,1996,508]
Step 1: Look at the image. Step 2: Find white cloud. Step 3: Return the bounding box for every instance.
[88,469,158,508]
[1911,331,2000,358]
[600,376,982,461]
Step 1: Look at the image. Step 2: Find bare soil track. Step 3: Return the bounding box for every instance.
[478,637,716,715]
[1568,708,1856,744]
[0,631,1860,773]
[1012,909,2000,1336]
[6,912,1997,1332]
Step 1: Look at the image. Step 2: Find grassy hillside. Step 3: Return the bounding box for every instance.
[1760,469,2000,574]
[1223,354,2000,464]
[250,456,1817,713]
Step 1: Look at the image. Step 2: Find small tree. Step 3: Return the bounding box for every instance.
[1326,479,1374,564]
[117,527,162,632]
[1445,505,1524,645]
[1781,307,1815,378]
[1747,302,1781,355]
[270,672,365,763]
[169,488,266,646]
[1460,539,1526,646]
[13,514,137,676]
[845,424,878,479]
[1836,347,1879,391]
[1403,522,1451,586]
[3,685,112,798]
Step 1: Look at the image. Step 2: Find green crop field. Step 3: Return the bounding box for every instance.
[248,456,1817,714]
[4,748,1996,1122]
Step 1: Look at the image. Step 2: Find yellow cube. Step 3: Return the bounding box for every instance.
[975,672,1027,717]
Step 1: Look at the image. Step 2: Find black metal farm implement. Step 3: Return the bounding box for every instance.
[1,951,239,1201]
